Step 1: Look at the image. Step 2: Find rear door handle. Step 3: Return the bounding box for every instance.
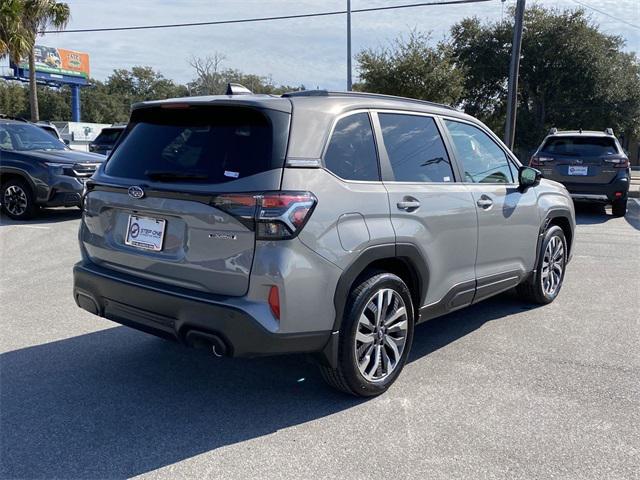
[476,196,493,209]
[397,200,421,211]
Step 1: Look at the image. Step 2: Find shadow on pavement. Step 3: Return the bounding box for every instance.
[0,207,81,227]
[1,292,530,479]
[574,202,609,225]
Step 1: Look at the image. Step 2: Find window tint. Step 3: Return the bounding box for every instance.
[324,113,379,181]
[378,113,454,183]
[444,120,514,184]
[94,128,123,145]
[541,136,618,157]
[105,106,289,184]
[0,123,66,151]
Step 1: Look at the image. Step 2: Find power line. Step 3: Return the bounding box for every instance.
[568,0,640,31]
[42,0,494,34]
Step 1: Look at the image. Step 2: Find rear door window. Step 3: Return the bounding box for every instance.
[105,106,289,183]
[444,120,514,184]
[378,113,454,183]
[324,112,379,181]
[541,137,618,156]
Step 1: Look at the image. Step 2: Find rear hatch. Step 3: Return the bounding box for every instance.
[533,136,623,184]
[81,103,290,296]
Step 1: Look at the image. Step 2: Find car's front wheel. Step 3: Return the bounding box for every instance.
[1,178,36,220]
[320,272,414,397]
[516,225,567,304]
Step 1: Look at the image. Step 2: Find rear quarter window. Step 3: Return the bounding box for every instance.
[104,106,289,184]
[324,112,379,181]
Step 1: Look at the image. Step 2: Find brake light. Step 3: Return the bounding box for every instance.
[160,103,191,109]
[211,191,317,240]
[604,157,630,168]
[530,156,554,167]
[268,286,280,319]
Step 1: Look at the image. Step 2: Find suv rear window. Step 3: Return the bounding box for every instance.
[94,128,123,145]
[105,106,289,183]
[541,136,618,157]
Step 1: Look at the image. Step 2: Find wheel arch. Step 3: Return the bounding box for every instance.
[331,243,429,332]
[536,208,574,268]
[0,168,37,194]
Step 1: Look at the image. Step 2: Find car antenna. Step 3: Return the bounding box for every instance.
[225,83,253,95]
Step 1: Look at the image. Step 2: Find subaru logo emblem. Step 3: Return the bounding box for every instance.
[128,186,145,199]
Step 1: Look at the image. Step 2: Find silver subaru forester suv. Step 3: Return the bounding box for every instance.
[74,89,575,396]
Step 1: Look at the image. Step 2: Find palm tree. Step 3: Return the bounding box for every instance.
[21,0,71,122]
[0,0,30,67]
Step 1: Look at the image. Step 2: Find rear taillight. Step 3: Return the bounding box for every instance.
[212,191,317,240]
[604,157,630,168]
[530,156,554,167]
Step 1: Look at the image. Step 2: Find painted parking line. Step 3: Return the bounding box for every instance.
[1,224,50,230]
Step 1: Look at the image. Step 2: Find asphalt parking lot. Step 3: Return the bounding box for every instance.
[1,201,639,480]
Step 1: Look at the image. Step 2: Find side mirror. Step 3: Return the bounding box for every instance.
[63,139,70,145]
[519,166,541,188]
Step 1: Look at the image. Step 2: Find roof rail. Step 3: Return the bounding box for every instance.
[605,128,614,136]
[282,90,457,111]
[548,127,558,135]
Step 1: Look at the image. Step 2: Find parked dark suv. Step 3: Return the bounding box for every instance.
[0,117,104,219]
[530,128,630,216]
[73,89,575,396]
[88,125,125,156]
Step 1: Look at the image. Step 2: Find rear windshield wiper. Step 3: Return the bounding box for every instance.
[145,170,209,182]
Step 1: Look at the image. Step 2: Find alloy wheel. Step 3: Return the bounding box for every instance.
[3,185,28,217]
[541,236,565,296]
[354,288,409,382]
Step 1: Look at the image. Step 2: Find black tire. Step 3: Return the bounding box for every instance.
[1,178,37,220]
[320,272,415,397]
[516,225,567,305]
[611,196,627,217]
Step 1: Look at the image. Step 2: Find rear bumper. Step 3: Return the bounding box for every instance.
[73,261,331,358]
[564,174,630,203]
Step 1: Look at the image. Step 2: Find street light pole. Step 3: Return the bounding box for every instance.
[347,0,352,91]
[504,0,526,150]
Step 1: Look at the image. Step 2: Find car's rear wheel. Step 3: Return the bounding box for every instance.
[612,196,627,217]
[320,272,414,397]
[516,225,567,304]
[1,178,36,220]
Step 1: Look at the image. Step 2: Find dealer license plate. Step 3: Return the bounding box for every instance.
[125,215,166,251]
[568,166,588,176]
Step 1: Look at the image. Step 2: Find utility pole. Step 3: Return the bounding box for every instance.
[504,0,526,150]
[347,0,352,91]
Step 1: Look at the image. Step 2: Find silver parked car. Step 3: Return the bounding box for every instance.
[73,89,575,396]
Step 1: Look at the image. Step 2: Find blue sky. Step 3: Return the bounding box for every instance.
[35,0,640,90]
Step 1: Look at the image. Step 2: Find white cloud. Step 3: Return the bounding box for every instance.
[39,0,639,90]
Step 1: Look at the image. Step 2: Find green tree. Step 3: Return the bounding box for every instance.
[450,6,640,154]
[355,30,465,105]
[0,0,30,64]
[0,80,28,116]
[20,0,71,122]
[105,66,188,118]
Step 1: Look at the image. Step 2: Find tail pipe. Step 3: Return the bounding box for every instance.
[184,330,228,358]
